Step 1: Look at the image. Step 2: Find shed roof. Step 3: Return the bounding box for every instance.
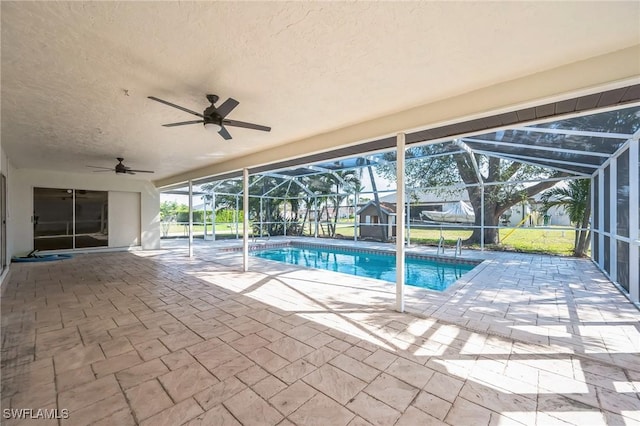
[356,201,396,215]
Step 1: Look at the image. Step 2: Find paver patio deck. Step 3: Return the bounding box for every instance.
[1,237,639,425]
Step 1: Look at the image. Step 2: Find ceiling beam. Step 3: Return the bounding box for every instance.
[471,149,592,176]
[461,137,612,157]
[515,126,632,139]
[471,149,599,169]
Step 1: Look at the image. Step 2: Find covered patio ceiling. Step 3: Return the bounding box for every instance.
[1,2,639,185]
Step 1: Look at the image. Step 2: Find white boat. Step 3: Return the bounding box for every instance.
[421,200,475,224]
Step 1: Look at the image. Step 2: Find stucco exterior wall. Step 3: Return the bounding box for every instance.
[9,169,160,256]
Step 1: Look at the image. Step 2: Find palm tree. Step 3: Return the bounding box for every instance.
[541,179,591,257]
[297,174,332,236]
[358,158,387,241]
[327,169,360,237]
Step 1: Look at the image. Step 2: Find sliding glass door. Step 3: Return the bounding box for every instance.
[33,188,74,250]
[33,188,108,250]
[75,190,108,248]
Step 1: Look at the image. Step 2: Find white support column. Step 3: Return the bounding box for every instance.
[235,196,239,239]
[629,140,639,303]
[203,198,208,239]
[212,193,216,241]
[259,198,263,238]
[72,190,76,249]
[610,158,617,281]
[353,193,358,242]
[283,200,287,237]
[591,177,596,261]
[188,180,193,258]
[406,197,411,246]
[480,185,485,250]
[396,133,406,313]
[314,197,319,238]
[598,169,605,270]
[243,168,250,272]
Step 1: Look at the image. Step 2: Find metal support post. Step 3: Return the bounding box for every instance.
[212,193,216,241]
[243,169,250,272]
[395,133,406,313]
[188,180,193,258]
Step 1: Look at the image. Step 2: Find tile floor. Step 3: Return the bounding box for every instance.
[1,238,639,425]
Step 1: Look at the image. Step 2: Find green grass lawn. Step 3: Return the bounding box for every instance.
[162,220,579,256]
[331,222,576,256]
[492,228,575,255]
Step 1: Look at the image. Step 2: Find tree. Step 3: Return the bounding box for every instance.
[377,143,565,245]
[541,179,591,257]
[454,151,567,245]
[298,175,332,236]
[356,157,388,241]
[160,201,179,221]
[376,108,639,245]
[201,176,304,236]
[326,169,360,237]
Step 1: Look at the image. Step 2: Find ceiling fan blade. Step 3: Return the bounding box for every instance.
[223,119,271,132]
[87,165,113,170]
[216,98,239,118]
[127,169,155,173]
[126,171,136,175]
[148,96,204,118]
[218,126,232,140]
[162,120,204,127]
[92,170,113,173]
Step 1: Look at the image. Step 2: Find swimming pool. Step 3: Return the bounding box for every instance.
[251,244,477,291]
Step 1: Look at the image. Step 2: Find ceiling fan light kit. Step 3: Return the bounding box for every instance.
[204,122,222,132]
[148,94,271,140]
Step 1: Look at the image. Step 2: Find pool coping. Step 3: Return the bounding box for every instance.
[220,240,482,265]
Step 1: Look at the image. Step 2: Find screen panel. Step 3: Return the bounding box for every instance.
[604,236,611,274]
[616,149,630,238]
[617,240,629,291]
[593,174,599,232]
[604,166,611,233]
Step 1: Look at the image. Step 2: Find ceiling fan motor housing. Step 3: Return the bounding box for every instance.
[115,158,127,173]
[203,104,222,127]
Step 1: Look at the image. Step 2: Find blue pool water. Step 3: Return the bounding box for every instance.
[251,245,476,291]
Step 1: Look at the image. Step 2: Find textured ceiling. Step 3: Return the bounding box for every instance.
[1,2,639,182]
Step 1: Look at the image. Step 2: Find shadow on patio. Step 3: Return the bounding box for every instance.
[1,247,639,425]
